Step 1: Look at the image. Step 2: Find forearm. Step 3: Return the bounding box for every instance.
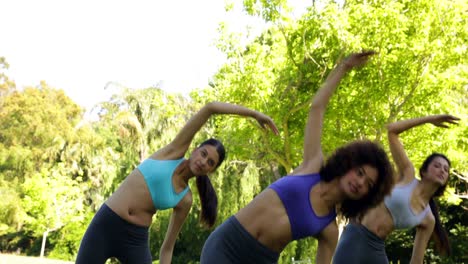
[159,246,174,264]
[172,102,258,147]
[316,237,335,264]
[315,247,332,264]
[386,116,435,134]
[311,62,351,109]
[409,255,424,264]
[205,101,258,119]
[410,226,432,264]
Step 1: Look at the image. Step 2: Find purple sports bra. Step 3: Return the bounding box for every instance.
[269,173,336,240]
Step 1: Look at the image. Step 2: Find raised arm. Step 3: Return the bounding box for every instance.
[386,114,459,183]
[160,102,279,159]
[296,51,375,174]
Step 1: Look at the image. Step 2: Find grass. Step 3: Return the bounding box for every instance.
[0,254,73,264]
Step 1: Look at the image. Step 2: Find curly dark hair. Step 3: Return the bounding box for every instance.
[320,140,394,219]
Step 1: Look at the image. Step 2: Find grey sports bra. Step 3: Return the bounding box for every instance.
[384,179,430,229]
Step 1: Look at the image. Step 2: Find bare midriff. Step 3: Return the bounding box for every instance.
[360,203,395,239]
[235,189,292,253]
[105,169,156,227]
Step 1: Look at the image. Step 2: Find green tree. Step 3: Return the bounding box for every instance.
[203,0,468,262]
[0,57,15,97]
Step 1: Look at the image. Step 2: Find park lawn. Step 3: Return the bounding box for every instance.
[0,254,73,264]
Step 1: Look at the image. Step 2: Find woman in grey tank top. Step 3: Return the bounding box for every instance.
[333,114,459,264]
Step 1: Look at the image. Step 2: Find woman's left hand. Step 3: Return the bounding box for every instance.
[254,112,279,135]
[429,114,460,128]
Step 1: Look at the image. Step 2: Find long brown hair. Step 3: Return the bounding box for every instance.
[420,153,451,256]
[195,138,225,228]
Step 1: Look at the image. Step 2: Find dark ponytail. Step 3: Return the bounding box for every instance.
[420,153,451,256]
[195,138,226,228]
[196,176,218,227]
[429,198,451,256]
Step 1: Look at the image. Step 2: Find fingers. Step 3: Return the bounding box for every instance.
[442,115,460,125]
[448,115,461,121]
[358,50,377,57]
[268,121,280,135]
[255,114,279,135]
[259,119,279,135]
[343,50,377,68]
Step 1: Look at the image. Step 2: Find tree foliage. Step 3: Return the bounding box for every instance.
[0,0,467,263]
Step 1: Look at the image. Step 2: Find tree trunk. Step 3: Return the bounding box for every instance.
[40,230,49,258]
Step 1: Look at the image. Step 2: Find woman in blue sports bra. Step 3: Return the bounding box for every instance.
[200,51,394,264]
[76,102,279,264]
[333,114,459,264]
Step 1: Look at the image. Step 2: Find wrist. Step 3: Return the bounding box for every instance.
[339,62,352,72]
[422,115,436,123]
[251,110,259,119]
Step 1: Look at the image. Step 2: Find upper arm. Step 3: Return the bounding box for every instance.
[300,64,350,174]
[298,105,324,174]
[161,192,193,250]
[387,129,415,183]
[316,221,338,264]
[410,213,435,264]
[159,105,214,158]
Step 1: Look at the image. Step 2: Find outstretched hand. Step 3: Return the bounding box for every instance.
[254,113,279,135]
[342,51,377,69]
[429,114,460,128]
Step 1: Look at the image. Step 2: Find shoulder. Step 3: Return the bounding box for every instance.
[395,177,417,187]
[291,159,323,176]
[151,144,186,160]
[318,220,338,241]
[176,191,193,211]
[399,163,416,182]
[182,191,193,206]
[180,189,193,208]
[419,210,435,230]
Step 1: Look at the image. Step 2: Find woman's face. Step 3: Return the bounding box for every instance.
[340,165,378,200]
[423,156,450,186]
[189,145,220,176]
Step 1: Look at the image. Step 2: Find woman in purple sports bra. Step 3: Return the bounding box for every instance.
[75,102,279,264]
[333,114,459,264]
[200,51,394,264]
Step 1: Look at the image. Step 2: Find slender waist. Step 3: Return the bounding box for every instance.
[360,216,394,239]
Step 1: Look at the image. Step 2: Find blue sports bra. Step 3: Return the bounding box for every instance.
[137,158,189,210]
[269,173,336,240]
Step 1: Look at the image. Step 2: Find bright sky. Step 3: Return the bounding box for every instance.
[1,0,309,112]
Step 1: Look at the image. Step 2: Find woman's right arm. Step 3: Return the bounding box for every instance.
[294,51,376,174]
[158,102,279,159]
[410,212,435,264]
[316,221,338,264]
[159,193,193,264]
[386,114,459,183]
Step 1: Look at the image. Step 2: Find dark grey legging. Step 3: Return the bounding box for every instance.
[76,204,152,264]
[333,223,389,264]
[200,216,279,264]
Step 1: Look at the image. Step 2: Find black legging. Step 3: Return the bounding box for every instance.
[333,223,389,264]
[200,216,279,264]
[76,204,152,264]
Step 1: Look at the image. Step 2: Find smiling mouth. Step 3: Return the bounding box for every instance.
[350,184,358,194]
